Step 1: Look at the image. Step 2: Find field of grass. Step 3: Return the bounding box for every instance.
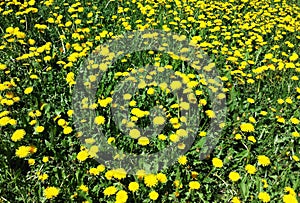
[0,0,300,202]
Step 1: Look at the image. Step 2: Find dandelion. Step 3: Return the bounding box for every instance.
[292,155,299,161]
[247,98,255,103]
[231,197,241,203]
[35,126,44,133]
[248,136,256,143]
[116,190,128,203]
[144,174,158,187]
[285,97,293,104]
[291,131,300,137]
[212,158,223,168]
[67,110,74,117]
[170,134,180,142]
[285,187,296,196]
[153,116,165,125]
[189,181,200,190]
[123,93,132,100]
[149,191,159,200]
[290,117,299,124]
[0,64,7,70]
[138,136,150,146]
[147,88,155,95]
[24,87,33,94]
[103,186,117,196]
[28,158,35,166]
[44,187,59,199]
[38,173,48,181]
[89,168,99,176]
[170,80,182,90]
[229,171,240,182]
[94,116,105,125]
[249,117,256,123]
[262,179,268,188]
[205,110,216,118]
[107,137,115,144]
[176,129,187,137]
[156,173,167,183]
[283,195,298,203]
[260,111,268,116]
[129,129,141,139]
[15,146,31,158]
[277,116,285,123]
[245,164,256,174]
[258,192,270,202]
[63,126,73,134]
[257,155,271,166]
[11,129,26,142]
[277,98,285,104]
[136,169,146,179]
[289,53,299,61]
[57,119,66,126]
[79,185,88,193]
[128,182,139,192]
[178,155,187,165]
[113,168,127,180]
[158,134,167,140]
[77,150,89,162]
[240,123,255,132]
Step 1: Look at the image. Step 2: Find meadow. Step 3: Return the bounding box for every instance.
[0,0,299,202]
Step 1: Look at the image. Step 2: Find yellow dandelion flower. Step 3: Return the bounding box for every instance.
[170,134,179,142]
[28,158,35,166]
[189,181,200,189]
[153,116,165,125]
[240,123,255,132]
[212,158,223,168]
[291,131,300,137]
[15,146,31,158]
[44,187,59,199]
[248,136,256,143]
[42,156,49,163]
[245,164,256,174]
[257,155,271,166]
[113,168,127,180]
[290,117,299,124]
[116,190,128,203]
[283,194,298,203]
[178,155,187,165]
[258,192,270,203]
[128,182,139,192]
[79,184,88,193]
[292,155,299,161]
[35,126,44,133]
[11,129,26,142]
[229,171,240,182]
[103,186,117,196]
[94,115,105,125]
[247,98,255,103]
[231,197,241,203]
[170,80,182,90]
[129,129,140,139]
[63,126,73,134]
[144,174,158,187]
[77,150,89,162]
[156,173,167,183]
[24,87,33,94]
[205,110,216,118]
[138,136,150,146]
[149,191,159,200]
